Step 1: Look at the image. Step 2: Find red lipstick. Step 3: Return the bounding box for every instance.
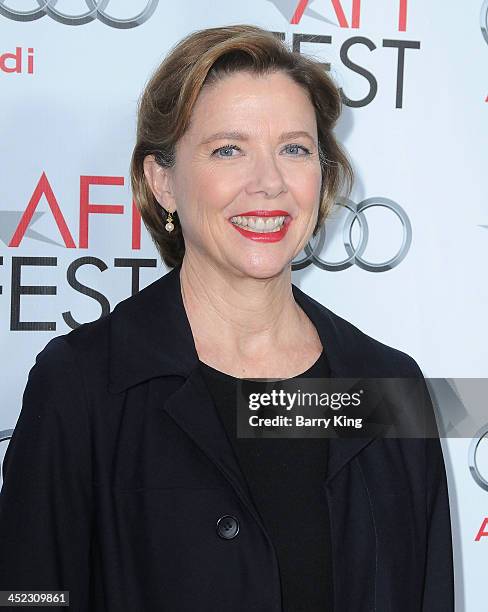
[228,210,291,243]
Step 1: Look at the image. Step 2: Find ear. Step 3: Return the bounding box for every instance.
[143,155,176,213]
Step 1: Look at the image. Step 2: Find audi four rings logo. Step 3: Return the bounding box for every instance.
[292,197,412,272]
[0,0,159,28]
[482,0,488,44]
[469,424,488,492]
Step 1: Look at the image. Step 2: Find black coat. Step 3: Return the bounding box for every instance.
[0,264,454,611]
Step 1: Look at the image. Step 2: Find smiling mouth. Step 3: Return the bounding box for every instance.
[229,214,288,233]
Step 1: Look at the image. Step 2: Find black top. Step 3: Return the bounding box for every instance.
[199,350,334,612]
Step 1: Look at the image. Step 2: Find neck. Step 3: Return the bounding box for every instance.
[179,254,309,363]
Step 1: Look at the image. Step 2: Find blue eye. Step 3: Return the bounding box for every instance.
[285,144,311,155]
[212,144,240,157]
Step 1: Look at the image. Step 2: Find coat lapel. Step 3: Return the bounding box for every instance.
[288,280,379,485]
[162,366,275,535]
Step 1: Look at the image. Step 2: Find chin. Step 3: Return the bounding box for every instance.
[233,253,291,280]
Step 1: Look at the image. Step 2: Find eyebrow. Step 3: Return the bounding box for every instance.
[200,130,316,145]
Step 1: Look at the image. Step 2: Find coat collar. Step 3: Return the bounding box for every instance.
[108,263,379,484]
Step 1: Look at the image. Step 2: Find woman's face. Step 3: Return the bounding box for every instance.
[151,70,322,279]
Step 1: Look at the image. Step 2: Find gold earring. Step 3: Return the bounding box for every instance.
[165,210,174,233]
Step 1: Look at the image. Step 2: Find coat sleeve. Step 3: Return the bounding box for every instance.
[0,336,93,611]
[406,357,455,610]
[421,434,455,610]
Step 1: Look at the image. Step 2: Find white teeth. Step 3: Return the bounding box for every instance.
[230,215,286,232]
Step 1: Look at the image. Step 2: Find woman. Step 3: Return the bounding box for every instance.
[0,24,453,611]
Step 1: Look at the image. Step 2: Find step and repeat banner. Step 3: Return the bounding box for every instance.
[0,1,487,609]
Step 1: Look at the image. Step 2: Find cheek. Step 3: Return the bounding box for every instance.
[174,168,239,238]
[292,165,322,209]
[193,168,241,215]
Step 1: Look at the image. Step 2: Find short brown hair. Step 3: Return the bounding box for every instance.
[131,24,354,268]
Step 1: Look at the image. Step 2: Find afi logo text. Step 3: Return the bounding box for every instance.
[278,0,409,31]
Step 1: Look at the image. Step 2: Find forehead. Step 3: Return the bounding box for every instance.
[187,70,317,136]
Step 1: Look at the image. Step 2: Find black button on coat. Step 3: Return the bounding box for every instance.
[0,264,454,611]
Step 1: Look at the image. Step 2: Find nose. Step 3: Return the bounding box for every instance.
[245,149,287,198]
